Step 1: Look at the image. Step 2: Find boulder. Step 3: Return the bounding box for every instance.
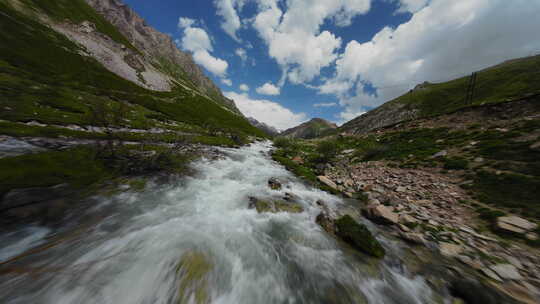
[480,268,503,282]
[248,197,303,214]
[496,216,537,234]
[176,251,212,304]
[399,232,426,245]
[335,215,385,258]
[529,141,540,151]
[399,214,418,225]
[526,232,539,241]
[364,204,399,225]
[490,264,523,280]
[439,242,463,257]
[268,178,282,190]
[317,176,337,190]
[316,212,335,234]
[432,150,448,158]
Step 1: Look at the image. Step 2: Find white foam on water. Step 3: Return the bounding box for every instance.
[0,141,443,303]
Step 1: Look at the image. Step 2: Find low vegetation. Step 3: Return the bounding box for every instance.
[273,114,540,221]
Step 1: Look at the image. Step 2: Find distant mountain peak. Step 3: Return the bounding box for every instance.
[280,118,337,139]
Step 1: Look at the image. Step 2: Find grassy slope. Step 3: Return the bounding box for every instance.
[400,55,540,117]
[341,55,540,132]
[283,119,337,139]
[0,1,264,196]
[0,1,264,138]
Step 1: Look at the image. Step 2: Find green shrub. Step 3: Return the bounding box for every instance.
[273,137,295,149]
[476,207,506,222]
[316,139,339,161]
[443,158,469,170]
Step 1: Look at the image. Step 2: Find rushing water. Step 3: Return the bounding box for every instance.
[0,142,446,304]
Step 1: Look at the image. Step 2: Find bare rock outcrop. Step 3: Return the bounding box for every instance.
[83,0,240,113]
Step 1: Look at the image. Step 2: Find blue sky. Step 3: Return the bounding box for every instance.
[124,0,540,130]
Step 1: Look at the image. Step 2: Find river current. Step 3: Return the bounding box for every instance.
[0,141,445,304]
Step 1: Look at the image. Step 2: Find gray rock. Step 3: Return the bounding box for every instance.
[439,242,463,257]
[490,264,523,280]
[497,216,537,234]
[481,268,503,282]
[432,150,448,158]
[317,176,337,190]
[365,204,399,225]
[399,232,426,245]
[530,141,540,151]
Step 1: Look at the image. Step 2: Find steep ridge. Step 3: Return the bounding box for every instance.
[84,0,240,113]
[340,55,540,135]
[281,118,337,139]
[247,117,279,137]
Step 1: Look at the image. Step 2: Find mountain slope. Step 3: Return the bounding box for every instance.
[281,118,337,139]
[0,0,264,139]
[247,118,279,137]
[341,55,540,135]
[84,0,240,113]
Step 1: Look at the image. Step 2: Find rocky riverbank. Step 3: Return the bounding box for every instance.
[313,159,540,303]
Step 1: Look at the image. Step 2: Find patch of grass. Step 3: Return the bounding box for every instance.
[443,157,469,170]
[272,154,317,183]
[472,171,540,219]
[390,55,540,117]
[0,146,114,196]
[316,139,340,162]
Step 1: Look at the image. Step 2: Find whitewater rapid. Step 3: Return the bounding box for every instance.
[0,142,444,303]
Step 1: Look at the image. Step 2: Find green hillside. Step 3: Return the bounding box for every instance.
[393,55,540,117]
[0,1,264,140]
[0,1,265,198]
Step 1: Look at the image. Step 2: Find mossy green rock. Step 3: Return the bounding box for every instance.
[335,215,386,258]
[249,197,304,214]
[176,251,213,304]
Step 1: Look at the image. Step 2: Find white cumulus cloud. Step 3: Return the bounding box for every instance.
[224,91,307,130]
[239,84,249,91]
[314,102,338,108]
[256,82,280,95]
[177,17,229,78]
[252,0,371,85]
[235,48,247,63]
[221,78,232,86]
[214,0,246,41]
[322,0,540,122]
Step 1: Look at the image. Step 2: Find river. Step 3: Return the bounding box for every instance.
[0,141,447,303]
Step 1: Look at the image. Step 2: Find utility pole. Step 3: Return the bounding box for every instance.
[465,72,477,104]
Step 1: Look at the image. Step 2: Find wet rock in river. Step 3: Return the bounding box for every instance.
[176,251,212,304]
[335,215,385,258]
[268,177,282,190]
[248,197,303,214]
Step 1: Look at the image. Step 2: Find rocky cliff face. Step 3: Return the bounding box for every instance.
[281,118,337,139]
[83,0,240,113]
